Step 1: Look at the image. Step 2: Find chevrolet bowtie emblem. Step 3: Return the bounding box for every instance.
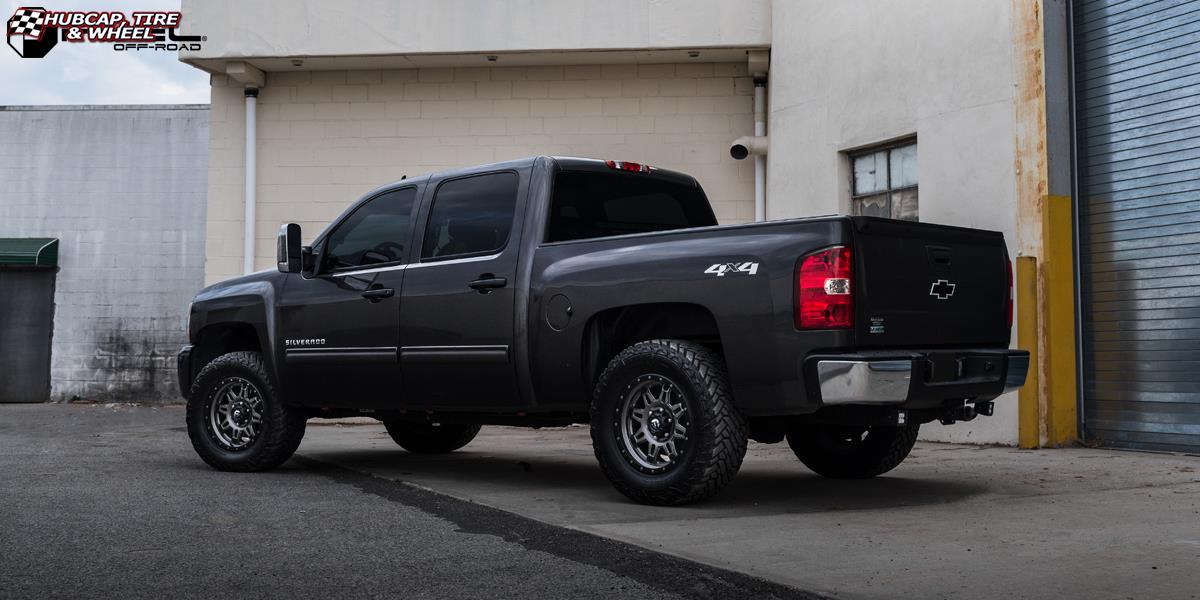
[929,279,956,300]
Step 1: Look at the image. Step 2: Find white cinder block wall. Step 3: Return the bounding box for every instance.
[204,63,756,282]
[0,106,209,403]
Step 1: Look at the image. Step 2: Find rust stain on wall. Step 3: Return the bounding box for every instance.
[1011,0,1049,259]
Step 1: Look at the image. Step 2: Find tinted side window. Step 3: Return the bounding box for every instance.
[421,172,519,260]
[322,187,416,272]
[546,172,717,243]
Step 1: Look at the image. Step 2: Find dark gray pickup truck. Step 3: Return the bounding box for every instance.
[179,156,1028,505]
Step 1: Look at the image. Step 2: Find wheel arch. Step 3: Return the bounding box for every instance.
[580,302,725,392]
[191,322,263,384]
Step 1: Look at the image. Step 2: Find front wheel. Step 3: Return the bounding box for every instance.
[383,421,481,453]
[590,340,748,505]
[186,351,307,472]
[786,423,919,479]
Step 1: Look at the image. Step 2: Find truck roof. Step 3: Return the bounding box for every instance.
[371,156,699,194]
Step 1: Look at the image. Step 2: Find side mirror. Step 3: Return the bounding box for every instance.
[277,223,303,273]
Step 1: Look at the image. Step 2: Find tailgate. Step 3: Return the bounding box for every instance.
[850,217,1010,348]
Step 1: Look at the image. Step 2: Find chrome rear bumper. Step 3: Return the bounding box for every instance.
[814,350,1029,407]
[817,360,912,405]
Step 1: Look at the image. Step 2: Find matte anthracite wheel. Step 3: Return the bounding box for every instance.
[591,339,748,506]
[383,421,481,454]
[786,423,919,479]
[186,351,306,472]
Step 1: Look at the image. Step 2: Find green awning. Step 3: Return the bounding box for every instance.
[0,238,59,268]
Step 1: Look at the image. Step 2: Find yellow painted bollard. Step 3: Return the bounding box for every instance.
[1017,255,1040,449]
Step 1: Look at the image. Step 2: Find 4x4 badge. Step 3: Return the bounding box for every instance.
[929,279,956,300]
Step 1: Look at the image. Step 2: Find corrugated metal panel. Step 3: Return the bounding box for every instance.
[1076,0,1200,452]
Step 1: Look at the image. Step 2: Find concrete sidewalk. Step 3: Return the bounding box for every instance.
[300,422,1200,600]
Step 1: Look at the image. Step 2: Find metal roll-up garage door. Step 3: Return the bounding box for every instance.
[1074,0,1200,452]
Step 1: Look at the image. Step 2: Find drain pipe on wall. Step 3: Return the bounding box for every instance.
[243,87,258,275]
[226,62,266,275]
[730,51,769,221]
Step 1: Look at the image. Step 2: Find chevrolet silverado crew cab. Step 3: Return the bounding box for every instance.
[179,156,1028,505]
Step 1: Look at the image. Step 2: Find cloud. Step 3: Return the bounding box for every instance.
[0,0,209,105]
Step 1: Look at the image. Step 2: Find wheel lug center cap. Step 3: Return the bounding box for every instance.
[648,410,672,437]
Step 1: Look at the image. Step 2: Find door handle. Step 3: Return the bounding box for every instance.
[361,287,394,302]
[468,276,507,293]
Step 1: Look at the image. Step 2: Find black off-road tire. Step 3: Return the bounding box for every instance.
[186,351,307,472]
[786,423,919,479]
[383,421,481,454]
[591,339,748,506]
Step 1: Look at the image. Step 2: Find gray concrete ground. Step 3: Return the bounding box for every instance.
[302,419,1200,600]
[3,404,1199,599]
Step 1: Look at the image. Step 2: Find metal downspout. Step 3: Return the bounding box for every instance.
[243,88,258,275]
[753,79,766,222]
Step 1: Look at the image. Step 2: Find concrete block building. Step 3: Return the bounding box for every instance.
[0,106,209,403]
[178,0,1200,451]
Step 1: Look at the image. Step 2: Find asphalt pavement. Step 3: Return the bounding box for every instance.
[4,403,1199,599]
[0,404,812,600]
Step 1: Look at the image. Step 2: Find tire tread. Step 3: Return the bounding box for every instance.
[786,423,919,479]
[383,421,481,453]
[186,351,306,472]
[590,339,748,505]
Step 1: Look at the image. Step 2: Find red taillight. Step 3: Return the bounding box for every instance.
[795,246,853,329]
[605,159,651,173]
[1005,257,1014,329]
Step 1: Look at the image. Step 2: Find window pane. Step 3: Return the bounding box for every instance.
[853,151,887,195]
[422,172,519,259]
[853,193,890,218]
[323,187,416,271]
[892,188,919,221]
[889,143,918,188]
[546,171,717,242]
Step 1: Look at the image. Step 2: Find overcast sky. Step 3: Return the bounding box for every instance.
[0,0,209,105]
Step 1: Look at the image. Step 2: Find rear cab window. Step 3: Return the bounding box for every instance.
[546,171,717,243]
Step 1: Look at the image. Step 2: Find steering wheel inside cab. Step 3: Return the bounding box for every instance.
[360,241,404,266]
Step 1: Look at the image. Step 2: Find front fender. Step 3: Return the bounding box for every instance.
[188,274,283,386]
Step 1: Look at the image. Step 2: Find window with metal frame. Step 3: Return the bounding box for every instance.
[848,138,918,221]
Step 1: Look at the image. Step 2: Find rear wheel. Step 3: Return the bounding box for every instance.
[591,340,748,505]
[786,423,919,479]
[383,421,481,453]
[186,351,306,472]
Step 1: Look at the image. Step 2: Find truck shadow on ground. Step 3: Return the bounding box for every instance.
[295,447,986,514]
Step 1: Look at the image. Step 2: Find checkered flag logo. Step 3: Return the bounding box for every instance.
[8,8,46,39]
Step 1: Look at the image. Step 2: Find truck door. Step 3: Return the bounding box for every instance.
[278,186,419,408]
[399,171,525,410]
